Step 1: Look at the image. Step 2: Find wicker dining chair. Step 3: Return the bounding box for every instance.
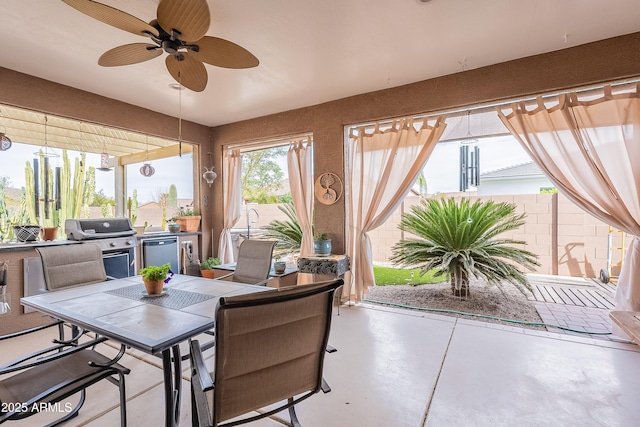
[190,279,343,427]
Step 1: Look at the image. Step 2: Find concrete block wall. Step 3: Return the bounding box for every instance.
[368,192,617,279]
[221,193,621,279]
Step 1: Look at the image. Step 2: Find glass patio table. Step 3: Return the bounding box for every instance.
[20,274,268,427]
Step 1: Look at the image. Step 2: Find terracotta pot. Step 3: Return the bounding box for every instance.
[41,227,58,241]
[176,216,201,232]
[200,269,215,279]
[143,278,164,295]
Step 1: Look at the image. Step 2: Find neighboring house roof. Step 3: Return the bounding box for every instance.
[480,162,545,180]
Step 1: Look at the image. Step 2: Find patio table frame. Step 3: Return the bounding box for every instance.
[20,274,268,427]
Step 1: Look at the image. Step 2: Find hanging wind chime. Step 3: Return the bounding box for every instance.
[33,115,61,219]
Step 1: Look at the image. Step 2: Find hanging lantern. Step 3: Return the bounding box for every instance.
[140,136,154,176]
[97,132,112,171]
[202,152,217,187]
[0,128,11,151]
[203,167,217,187]
[140,162,155,177]
[98,152,111,171]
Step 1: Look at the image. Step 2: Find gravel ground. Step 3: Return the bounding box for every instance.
[364,278,545,330]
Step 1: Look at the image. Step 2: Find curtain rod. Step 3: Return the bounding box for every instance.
[348,77,640,130]
[223,132,313,152]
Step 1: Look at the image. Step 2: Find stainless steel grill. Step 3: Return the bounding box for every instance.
[65,218,137,278]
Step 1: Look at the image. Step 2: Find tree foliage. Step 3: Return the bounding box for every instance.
[242,148,286,203]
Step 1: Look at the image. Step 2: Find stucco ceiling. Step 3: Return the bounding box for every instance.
[2,0,640,131]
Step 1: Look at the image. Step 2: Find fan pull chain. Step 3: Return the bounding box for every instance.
[178,71,182,158]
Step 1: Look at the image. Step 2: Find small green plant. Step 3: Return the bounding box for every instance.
[315,232,329,241]
[199,257,221,270]
[139,263,172,282]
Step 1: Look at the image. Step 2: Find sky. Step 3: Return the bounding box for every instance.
[1,133,531,206]
[0,143,194,204]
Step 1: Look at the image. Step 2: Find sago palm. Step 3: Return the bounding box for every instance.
[390,198,539,297]
[261,202,303,257]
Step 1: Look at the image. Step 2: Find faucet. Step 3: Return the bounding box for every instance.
[246,207,259,239]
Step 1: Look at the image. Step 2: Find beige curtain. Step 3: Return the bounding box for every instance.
[498,85,640,311]
[218,148,243,264]
[287,139,314,256]
[347,117,446,302]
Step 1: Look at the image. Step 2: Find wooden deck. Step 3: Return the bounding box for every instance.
[526,274,616,309]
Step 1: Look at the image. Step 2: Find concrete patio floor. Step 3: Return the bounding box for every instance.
[3,303,640,426]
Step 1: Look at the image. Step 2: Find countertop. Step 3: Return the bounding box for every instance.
[0,231,201,252]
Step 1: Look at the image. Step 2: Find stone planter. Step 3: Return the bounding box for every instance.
[176,216,201,232]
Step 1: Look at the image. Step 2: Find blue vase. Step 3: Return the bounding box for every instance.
[314,239,332,256]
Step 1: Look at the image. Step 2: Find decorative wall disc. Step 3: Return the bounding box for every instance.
[314,172,343,205]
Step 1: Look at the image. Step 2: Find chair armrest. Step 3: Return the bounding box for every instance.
[189,339,214,427]
[0,336,109,375]
[253,277,271,287]
[215,271,234,281]
[0,320,63,341]
[189,339,214,392]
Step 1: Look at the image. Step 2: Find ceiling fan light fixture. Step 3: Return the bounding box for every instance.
[62,0,259,93]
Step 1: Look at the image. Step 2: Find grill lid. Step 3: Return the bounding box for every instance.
[65,218,135,240]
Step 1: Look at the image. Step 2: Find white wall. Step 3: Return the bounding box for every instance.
[477,177,553,196]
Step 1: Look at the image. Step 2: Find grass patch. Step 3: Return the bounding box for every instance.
[373,265,447,286]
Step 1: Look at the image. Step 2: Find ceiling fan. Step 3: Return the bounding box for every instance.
[62,0,259,92]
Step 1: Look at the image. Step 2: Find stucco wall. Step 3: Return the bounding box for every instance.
[2,33,640,262]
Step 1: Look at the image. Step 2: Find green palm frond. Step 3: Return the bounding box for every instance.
[261,202,303,256]
[390,198,540,294]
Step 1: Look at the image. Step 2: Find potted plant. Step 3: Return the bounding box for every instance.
[199,257,221,279]
[139,263,173,295]
[273,255,286,274]
[175,205,201,232]
[167,217,180,233]
[313,232,332,256]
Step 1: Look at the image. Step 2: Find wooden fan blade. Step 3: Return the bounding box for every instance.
[62,0,159,38]
[191,36,259,69]
[99,43,162,66]
[157,0,210,43]
[165,53,207,92]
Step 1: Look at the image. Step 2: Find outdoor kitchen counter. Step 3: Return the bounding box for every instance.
[0,239,81,253]
[134,230,201,240]
[0,240,83,335]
